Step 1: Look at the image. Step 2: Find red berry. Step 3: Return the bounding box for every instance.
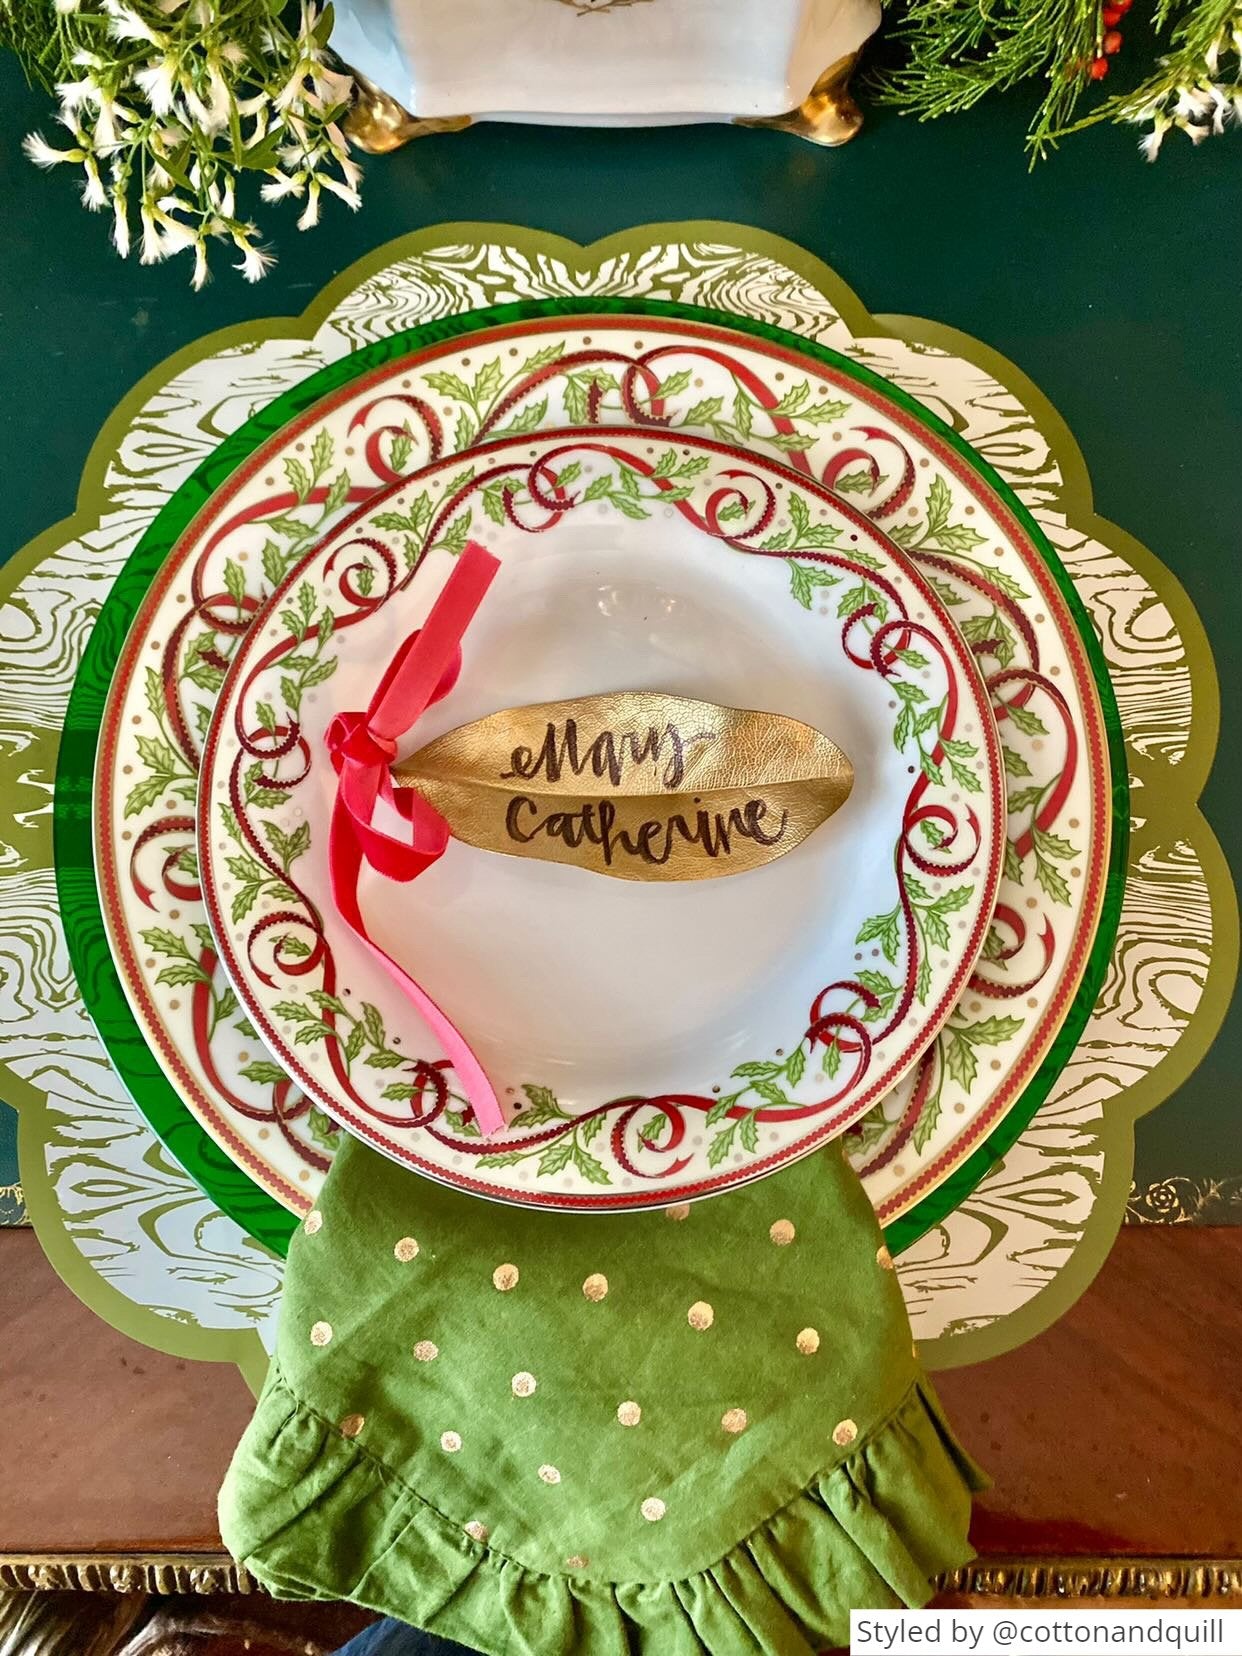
[1103,28,1123,51]
[1113,0,1132,13]
[1089,55,1110,78]
[1102,3,1122,23]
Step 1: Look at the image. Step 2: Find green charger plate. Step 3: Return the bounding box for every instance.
[54,295,1128,1260]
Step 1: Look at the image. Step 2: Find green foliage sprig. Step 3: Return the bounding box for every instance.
[873,0,1242,160]
[1083,0,1242,153]
[0,0,360,283]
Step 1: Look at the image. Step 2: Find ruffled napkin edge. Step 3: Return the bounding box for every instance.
[220,1366,986,1655]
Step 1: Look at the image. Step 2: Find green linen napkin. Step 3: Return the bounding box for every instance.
[221,1133,985,1654]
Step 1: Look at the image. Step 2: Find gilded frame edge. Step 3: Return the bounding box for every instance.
[2,1553,1240,1600]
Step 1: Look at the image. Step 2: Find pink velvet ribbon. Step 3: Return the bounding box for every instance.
[325,541,505,1137]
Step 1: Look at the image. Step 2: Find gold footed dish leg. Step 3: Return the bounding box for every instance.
[735,52,864,147]
[343,69,472,155]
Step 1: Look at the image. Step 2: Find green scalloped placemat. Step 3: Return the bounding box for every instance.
[54,293,1128,1261]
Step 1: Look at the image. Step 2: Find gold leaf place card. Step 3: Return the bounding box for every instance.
[392,692,853,882]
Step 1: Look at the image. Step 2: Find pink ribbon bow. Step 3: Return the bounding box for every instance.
[325,540,505,1137]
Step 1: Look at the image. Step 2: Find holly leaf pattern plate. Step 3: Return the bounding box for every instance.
[193,428,1004,1210]
[93,309,1109,1226]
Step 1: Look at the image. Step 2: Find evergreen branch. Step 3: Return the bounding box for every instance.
[871,0,1242,161]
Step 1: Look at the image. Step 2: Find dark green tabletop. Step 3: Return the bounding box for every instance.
[0,50,1237,1202]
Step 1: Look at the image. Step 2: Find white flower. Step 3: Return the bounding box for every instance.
[179,84,212,132]
[102,1,162,45]
[81,159,107,210]
[135,60,178,118]
[1174,85,1215,121]
[22,131,80,168]
[334,149,363,193]
[95,96,121,148]
[26,0,356,286]
[260,170,303,201]
[242,108,269,151]
[281,112,310,148]
[1206,84,1230,133]
[317,69,354,109]
[205,65,234,131]
[154,207,198,253]
[318,174,361,211]
[112,191,131,258]
[233,237,274,282]
[275,70,309,113]
[297,179,321,229]
[324,123,360,176]
[139,202,164,264]
[180,73,230,137]
[56,79,96,115]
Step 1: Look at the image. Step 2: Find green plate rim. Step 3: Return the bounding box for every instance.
[53,292,1129,1260]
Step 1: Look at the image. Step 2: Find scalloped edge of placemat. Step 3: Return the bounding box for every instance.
[2,221,1234,1381]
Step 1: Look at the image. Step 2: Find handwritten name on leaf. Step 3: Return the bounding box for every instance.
[392,692,853,883]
